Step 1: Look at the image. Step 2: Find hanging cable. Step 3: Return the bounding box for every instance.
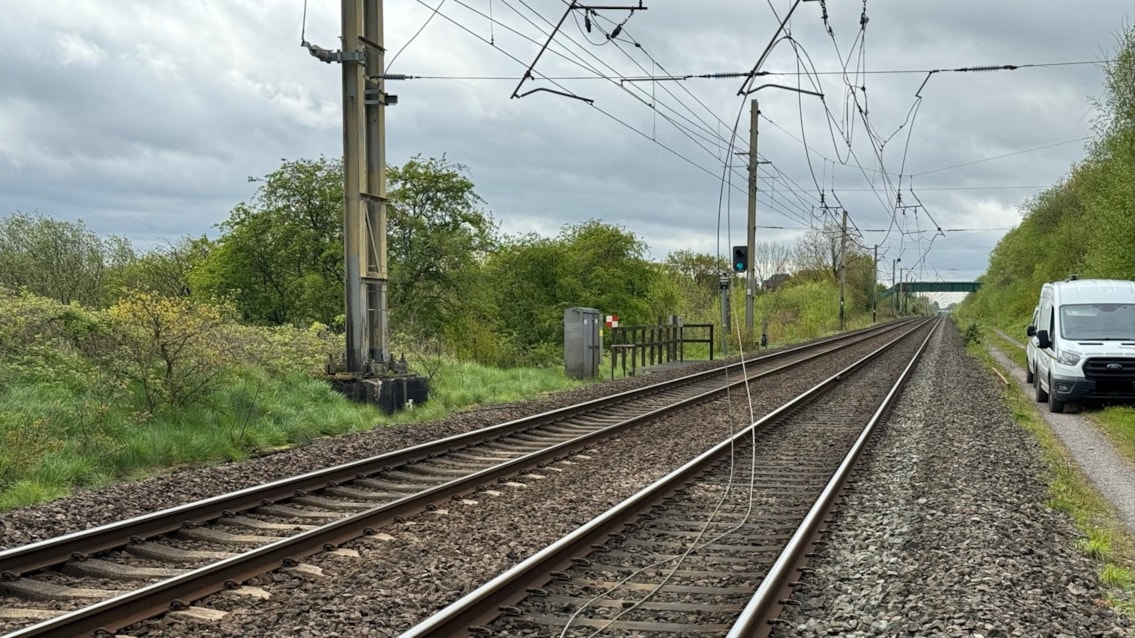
[386,0,450,73]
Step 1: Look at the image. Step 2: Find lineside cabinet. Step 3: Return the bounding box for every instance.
[564,307,601,379]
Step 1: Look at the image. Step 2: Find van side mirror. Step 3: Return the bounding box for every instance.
[1026,325,1036,337]
[1036,329,1051,349]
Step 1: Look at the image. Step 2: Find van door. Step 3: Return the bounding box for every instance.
[1026,306,1039,383]
[1037,302,1055,389]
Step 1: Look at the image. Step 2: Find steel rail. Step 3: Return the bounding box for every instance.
[0,323,915,638]
[397,318,935,637]
[726,319,938,637]
[0,320,906,579]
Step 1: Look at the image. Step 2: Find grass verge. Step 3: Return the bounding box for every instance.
[983,322,1135,466]
[968,341,1135,618]
[1088,407,1135,466]
[0,362,589,511]
[985,326,1028,370]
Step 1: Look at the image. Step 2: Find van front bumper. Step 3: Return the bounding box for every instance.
[1050,374,1135,401]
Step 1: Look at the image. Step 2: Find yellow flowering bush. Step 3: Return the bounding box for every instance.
[106,291,234,410]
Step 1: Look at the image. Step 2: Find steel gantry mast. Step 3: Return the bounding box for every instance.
[306,0,394,375]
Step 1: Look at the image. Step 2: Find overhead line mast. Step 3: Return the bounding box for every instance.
[305,0,396,376]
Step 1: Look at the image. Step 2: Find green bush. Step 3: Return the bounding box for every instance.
[962,321,983,346]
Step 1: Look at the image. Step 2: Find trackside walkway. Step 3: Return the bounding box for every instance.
[988,327,1135,535]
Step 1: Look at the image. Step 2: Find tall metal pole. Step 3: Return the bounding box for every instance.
[745,99,758,334]
[891,258,900,318]
[342,0,365,372]
[900,268,907,316]
[364,0,390,368]
[719,274,731,358]
[872,244,878,323]
[838,209,847,330]
[342,0,389,374]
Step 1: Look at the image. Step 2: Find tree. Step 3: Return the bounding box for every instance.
[557,220,655,324]
[386,155,498,339]
[660,250,727,325]
[1081,26,1135,279]
[844,252,877,312]
[193,157,345,326]
[0,211,132,307]
[753,241,793,284]
[109,235,212,302]
[477,234,567,364]
[106,291,233,410]
[664,250,728,290]
[478,221,660,366]
[961,27,1135,328]
[792,222,843,281]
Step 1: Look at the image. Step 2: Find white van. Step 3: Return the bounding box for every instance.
[1027,277,1135,412]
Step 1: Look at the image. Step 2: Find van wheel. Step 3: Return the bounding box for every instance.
[1048,376,1066,413]
[1026,364,1034,385]
[1035,374,1048,402]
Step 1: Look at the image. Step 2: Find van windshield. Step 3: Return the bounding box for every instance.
[1060,303,1135,341]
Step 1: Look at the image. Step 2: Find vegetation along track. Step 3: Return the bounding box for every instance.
[0,320,916,637]
[400,318,938,637]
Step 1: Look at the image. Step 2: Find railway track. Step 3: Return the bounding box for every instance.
[400,318,938,637]
[0,320,916,638]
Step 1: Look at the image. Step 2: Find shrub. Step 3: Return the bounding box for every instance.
[962,320,983,346]
[105,291,234,410]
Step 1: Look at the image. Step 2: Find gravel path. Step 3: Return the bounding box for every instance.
[987,345,1135,535]
[990,326,1026,349]
[772,321,1132,638]
[988,323,1134,534]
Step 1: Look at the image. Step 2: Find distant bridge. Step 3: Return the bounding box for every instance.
[879,281,981,299]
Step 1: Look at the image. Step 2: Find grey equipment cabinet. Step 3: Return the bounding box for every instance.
[564,307,601,379]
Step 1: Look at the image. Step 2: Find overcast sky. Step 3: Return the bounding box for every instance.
[1,0,1130,298]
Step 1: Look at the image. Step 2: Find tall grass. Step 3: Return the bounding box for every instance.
[0,370,379,509]
[0,356,589,511]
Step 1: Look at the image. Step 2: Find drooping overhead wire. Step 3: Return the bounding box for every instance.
[390,58,1112,81]
[386,0,450,72]
[389,0,1091,274]
[914,137,1091,176]
[405,0,823,229]
[491,0,822,226]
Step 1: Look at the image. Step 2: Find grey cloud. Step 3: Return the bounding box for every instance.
[0,0,1128,286]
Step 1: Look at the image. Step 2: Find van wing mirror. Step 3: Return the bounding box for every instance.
[1026,325,1036,337]
[1036,329,1051,349]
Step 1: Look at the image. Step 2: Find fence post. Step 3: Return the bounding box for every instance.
[679,324,685,362]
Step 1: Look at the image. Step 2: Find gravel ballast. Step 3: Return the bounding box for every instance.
[115,332,900,636]
[772,323,1132,638]
[5,322,1128,637]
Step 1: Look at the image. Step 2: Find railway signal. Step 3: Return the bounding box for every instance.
[732,245,748,273]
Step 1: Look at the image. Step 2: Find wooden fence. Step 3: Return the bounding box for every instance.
[607,321,714,378]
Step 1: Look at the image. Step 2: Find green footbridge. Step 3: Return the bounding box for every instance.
[880,281,982,299]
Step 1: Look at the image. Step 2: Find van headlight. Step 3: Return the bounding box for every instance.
[1057,350,1082,366]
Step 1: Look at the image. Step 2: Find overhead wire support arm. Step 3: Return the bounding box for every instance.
[737,0,822,96]
[743,83,823,98]
[516,87,595,103]
[510,1,647,100]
